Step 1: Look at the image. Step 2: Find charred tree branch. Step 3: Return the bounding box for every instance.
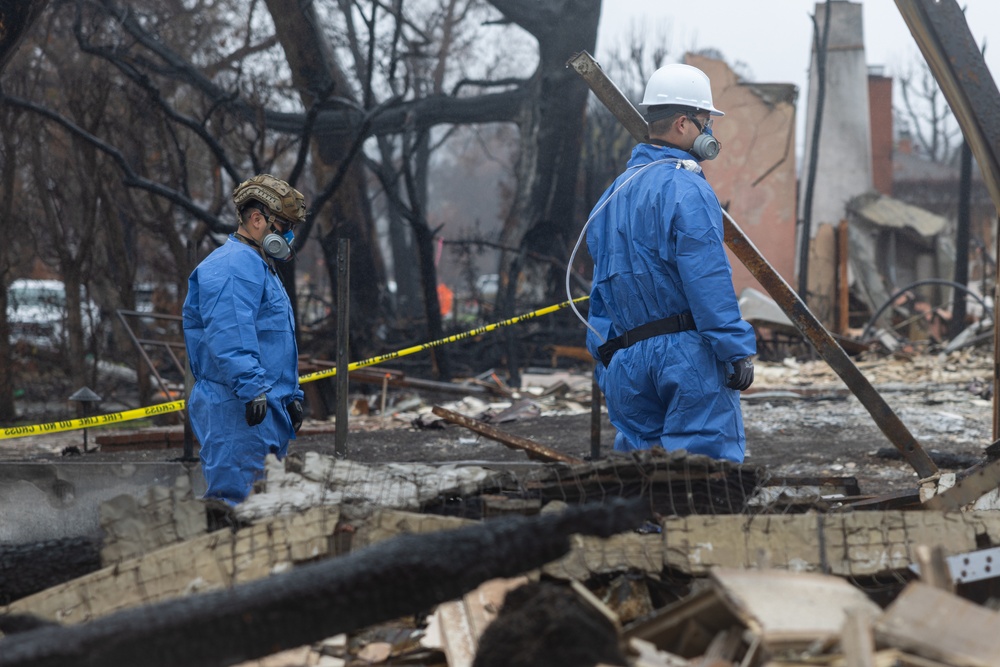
[72,15,243,184]
[0,93,230,233]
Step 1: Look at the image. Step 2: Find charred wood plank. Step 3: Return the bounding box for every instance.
[431,405,584,464]
[0,499,644,667]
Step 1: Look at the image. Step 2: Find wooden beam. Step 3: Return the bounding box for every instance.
[875,582,1000,667]
[431,405,584,464]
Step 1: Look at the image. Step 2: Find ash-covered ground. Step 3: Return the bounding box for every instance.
[2,348,993,497]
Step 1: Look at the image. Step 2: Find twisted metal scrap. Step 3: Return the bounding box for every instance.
[0,498,645,667]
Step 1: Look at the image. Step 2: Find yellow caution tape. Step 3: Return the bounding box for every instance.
[0,296,590,441]
[298,296,590,384]
[0,400,187,440]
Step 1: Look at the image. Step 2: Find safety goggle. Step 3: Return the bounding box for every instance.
[686,114,713,132]
[271,217,298,233]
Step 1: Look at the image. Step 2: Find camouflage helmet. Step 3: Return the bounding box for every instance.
[232,174,306,225]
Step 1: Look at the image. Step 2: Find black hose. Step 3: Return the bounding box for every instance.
[860,278,993,343]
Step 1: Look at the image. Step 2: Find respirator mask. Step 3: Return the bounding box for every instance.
[262,223,295,261]
[686,114,721,161]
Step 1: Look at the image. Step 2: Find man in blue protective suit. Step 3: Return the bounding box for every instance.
[183,174,307,504]
[585,63,756,462]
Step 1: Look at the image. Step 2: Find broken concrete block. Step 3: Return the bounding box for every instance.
[4,505,342,625]
[544,533,664,580]
[350,509,473,551]
[662,511,998,578]
[99,478,207,565]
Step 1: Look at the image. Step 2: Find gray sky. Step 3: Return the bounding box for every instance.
[596,0,1000,157]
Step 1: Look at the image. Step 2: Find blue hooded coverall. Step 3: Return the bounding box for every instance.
[586,143,756,462]
[183,236,304,504]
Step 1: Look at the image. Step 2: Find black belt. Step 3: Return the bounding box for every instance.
[597,313,696,367]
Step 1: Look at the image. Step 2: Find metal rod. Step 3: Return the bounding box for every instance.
[115,309,183,420]
[994,216,999,442]
[335,239,350,458]
[431,406,583,465]
[837,220,850,334]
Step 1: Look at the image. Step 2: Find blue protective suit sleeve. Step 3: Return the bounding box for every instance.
[202,275,271,402]
[672,176,756,363]
[196,266,271,403]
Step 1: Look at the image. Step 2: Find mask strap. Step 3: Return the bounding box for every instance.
[647,137,685,151]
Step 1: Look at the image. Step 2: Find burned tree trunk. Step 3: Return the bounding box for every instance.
[265,0,386,354]
[0,0,49,73]
[492,0,601,304]
[488,0,601,383]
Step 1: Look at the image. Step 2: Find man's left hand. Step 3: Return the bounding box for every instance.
[726,357,754,391]
[287,400,304,432]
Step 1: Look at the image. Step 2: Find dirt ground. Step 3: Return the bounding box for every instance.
[3,347,993,498]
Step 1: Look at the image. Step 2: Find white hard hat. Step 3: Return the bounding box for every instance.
[640,63,724,116]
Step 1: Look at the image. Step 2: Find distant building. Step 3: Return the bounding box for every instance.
[867,68,995,322]
[687,54,799,299]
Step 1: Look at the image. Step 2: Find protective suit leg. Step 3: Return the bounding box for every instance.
[189,380,275,505]
[601,333,746,462]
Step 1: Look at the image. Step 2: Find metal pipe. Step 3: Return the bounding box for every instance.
[798,0,833,302]
[951,140,972,339]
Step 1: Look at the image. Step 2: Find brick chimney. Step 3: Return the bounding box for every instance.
[868,67,893,196]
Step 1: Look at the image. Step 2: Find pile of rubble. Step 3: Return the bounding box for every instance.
[3,345,999,665]
[3,443,1000,666]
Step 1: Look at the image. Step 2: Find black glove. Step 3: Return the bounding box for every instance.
[726,357,755,391]
[287,399,304,432]
[245,393,267,426]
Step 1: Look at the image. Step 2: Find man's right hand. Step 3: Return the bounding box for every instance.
[245,393,267,426]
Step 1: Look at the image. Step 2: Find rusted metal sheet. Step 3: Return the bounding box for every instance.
[431,405,584,465]
[568,51,939,480]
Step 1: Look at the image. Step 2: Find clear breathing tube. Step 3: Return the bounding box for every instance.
[564,158,679,343]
